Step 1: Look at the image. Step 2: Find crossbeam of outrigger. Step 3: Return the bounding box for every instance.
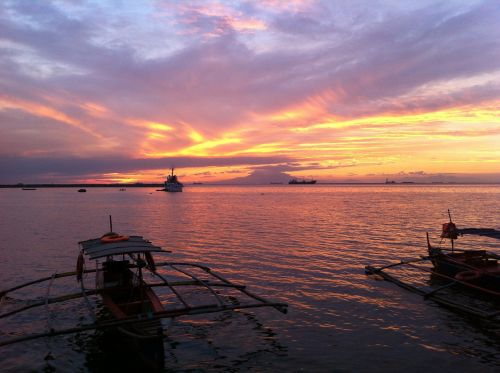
[0,301,288,347]
[365,256,500,320]
[0,259,287,348]
[366,213,500,321]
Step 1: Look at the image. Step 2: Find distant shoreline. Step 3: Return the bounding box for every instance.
[1,182,499,188]
[0,183,163,188]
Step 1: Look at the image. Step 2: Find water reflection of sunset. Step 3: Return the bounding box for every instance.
[1,183,499,370]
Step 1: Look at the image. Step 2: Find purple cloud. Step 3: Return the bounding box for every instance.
[0,0,498,182]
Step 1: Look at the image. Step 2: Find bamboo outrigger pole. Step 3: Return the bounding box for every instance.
[155,261,287,313]
[0,269,97,299]
[0,289,100,319]
[0,279,252,320]
[168,263,225,307]
[405,262,500,297]
[364,257,431,273]
[365,265,499,320]
[0,301,288,348]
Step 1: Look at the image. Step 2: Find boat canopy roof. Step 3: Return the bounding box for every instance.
[79,236,165,259]
[459,228,500,240]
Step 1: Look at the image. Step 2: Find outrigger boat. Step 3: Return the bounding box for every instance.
[427,212,500,291]
[77,232,167,367]
[0,219,287,369]
[366,211,500,320]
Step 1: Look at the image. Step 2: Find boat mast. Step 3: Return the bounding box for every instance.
[448,209,454,253]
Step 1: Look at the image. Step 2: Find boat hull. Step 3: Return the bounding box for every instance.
[92,324,165,372]
[97,263,166,369]
[428,249,500,292]
[164,182,183,192]
[288,180,316,184]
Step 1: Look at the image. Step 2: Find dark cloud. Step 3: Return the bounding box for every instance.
[0,155,292,183]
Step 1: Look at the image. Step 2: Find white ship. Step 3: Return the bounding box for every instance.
[164,168,183,192]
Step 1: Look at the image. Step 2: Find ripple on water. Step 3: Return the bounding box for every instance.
[0,185,499,371]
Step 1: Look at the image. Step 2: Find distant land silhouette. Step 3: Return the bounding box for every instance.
[0,183,163,188]
[1,181,497,188]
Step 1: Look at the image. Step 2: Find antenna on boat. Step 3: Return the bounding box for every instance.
[109,215,113,232]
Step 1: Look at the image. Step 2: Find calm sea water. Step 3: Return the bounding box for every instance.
[0,185,499,372]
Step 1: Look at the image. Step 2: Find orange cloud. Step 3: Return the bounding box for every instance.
[0,95,103,138]
[291,104,500,133]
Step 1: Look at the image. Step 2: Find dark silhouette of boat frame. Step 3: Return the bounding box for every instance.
[0,224,287,369]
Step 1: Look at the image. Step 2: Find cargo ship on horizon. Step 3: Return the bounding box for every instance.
[289,178,317,185]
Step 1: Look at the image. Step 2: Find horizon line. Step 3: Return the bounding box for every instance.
[2,182,500,188]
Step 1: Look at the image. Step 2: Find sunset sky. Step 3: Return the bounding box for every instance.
[1,0,499,184]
